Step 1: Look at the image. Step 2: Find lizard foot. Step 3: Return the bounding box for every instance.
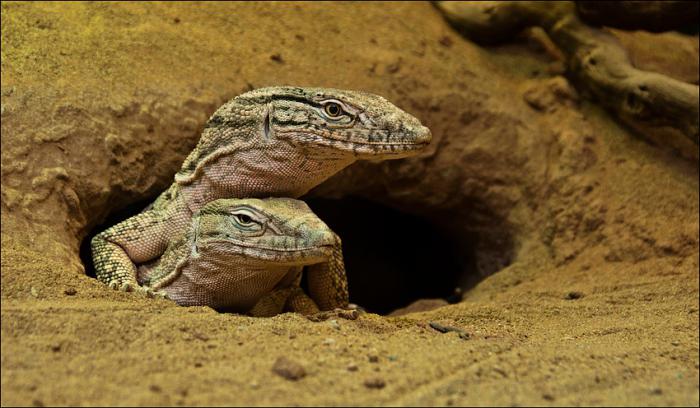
[138,286,170,300]
[306,306,363,322]
[107,280,138,292]
[106,281,168,299]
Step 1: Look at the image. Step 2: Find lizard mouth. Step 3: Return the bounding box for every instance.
[276,129,431,156]
[198,238,334,263]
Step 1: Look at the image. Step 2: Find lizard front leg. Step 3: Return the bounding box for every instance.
[91,209,169,295]
[306,241,349,311]
[247,267,321,317]
[285,287,321,315]
[247,287,296,317]
[247,286,322,317]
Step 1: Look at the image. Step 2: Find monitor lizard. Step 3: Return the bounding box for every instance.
[136,198,345,316]
[92,86,431,311]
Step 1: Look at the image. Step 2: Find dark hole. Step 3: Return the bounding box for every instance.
[304,197,475,315]
[625,92,646,114]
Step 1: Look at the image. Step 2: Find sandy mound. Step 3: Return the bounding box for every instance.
[2,2,698,406]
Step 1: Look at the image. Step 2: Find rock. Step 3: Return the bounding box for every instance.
[428,321,471,339]
[364,377,386,389]
[564,291,584,300]
[523,76,579,112]
[272,357,306,381]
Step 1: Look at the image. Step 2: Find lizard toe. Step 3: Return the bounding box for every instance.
[120,282,135,292]
[306,307,360,322]
[154,291,169,300]
[333,307,361,320]
[138,286,155,298]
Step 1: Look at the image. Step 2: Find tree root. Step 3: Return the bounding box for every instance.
[436,1,699,144]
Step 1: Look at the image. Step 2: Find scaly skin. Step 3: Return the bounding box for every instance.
[136,198,346,316]
[92,86,431,309]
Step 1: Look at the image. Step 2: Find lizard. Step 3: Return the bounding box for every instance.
[136,197,345,316]
[92,86,431,311]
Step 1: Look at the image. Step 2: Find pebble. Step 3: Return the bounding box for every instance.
[565,291,584,300]
[272,357,306,381]
[428,321,471,339]
[364,377,386,389]
[347,363,358,372]
[64,288,77,296]
[368,354,379,363]
[439,36,453,47]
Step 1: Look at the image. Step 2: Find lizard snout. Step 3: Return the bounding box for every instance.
[413,124,432,145]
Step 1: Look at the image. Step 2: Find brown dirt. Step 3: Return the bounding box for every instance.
[1,2,698,406]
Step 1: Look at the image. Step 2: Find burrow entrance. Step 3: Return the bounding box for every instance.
[305,197,469,315]
[80,195,514,315]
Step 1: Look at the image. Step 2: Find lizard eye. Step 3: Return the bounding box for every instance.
[235,214,253,225]
[230,211,264,235]
[324,102,343,118]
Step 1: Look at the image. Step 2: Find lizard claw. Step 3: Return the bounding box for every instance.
[139,286,170,300]
[307,306,361,322]
[106,280,151,295]
[154,291,169,300]
[120,282,135,292]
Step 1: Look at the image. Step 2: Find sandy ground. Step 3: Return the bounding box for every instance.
[1,2,698,406]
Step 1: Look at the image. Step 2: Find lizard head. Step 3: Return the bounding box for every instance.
[191,198,338,266]
[174,87,431,195]
[250,86,432,158]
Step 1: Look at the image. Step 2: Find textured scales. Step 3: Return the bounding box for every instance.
[92,86,431,309]
[136,198,346,316]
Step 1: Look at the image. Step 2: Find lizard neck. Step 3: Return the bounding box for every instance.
[177,142,355,214]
